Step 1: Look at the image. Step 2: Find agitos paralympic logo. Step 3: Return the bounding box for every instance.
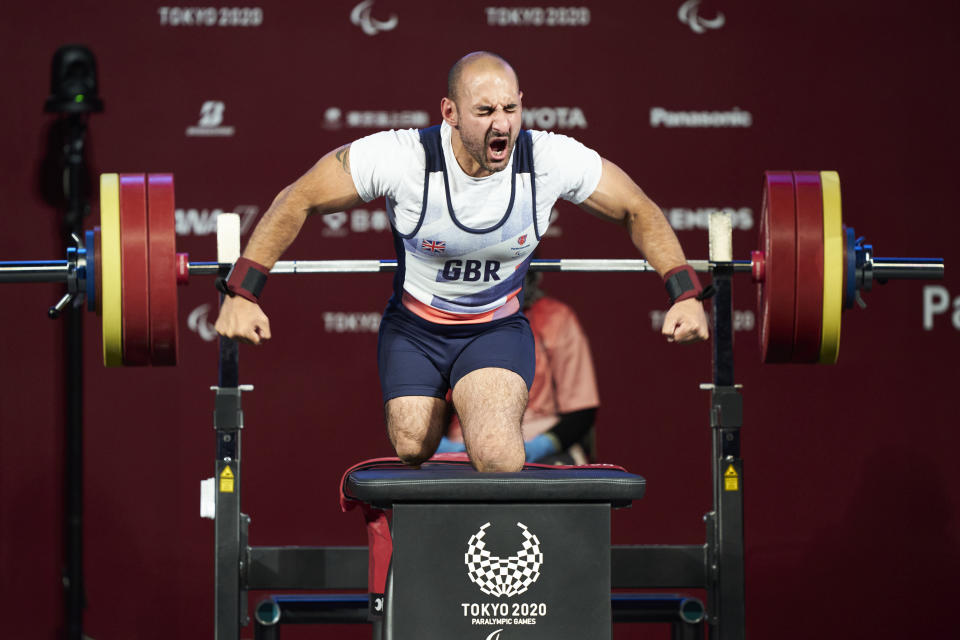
[350,0,397,35]
[465,522,543,598]
[677,0,725,34]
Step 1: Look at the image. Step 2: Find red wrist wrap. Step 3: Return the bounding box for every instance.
[663,264,704,305]
[225,257,269,303]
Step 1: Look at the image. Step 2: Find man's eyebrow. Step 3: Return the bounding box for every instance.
[473,102,518,112]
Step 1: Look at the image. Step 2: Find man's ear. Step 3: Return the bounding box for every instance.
[441,97,458,129]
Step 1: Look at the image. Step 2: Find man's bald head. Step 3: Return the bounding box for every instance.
[447,51,519,105]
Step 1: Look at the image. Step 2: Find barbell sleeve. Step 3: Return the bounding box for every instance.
[0,260,73,283]
[871,257,944,281]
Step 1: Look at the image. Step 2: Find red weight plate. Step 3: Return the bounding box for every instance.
[119,174,151,365]
[757,172,797,363]
[792,171,824,362]
[147,174,179,365]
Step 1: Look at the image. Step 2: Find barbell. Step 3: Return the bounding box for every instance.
[0,171,944,367]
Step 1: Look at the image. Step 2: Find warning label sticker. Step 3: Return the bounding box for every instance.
[219,465,235,493]
[724,465,739,492]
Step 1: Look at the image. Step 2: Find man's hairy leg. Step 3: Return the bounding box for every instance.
[385,396,449,467]
[453,367,527,472]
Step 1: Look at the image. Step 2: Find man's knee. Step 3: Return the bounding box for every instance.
[389,424,439,467]
[394,441,433,467]
[471,445,524,473]
[385,396,447,467]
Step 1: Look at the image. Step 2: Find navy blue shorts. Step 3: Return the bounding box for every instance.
[377,303,535,404]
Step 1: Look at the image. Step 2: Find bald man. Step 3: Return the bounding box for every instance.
[214,51,710,473]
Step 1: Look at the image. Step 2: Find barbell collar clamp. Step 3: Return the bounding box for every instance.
[48,292,76,318]
[857,242,874,292]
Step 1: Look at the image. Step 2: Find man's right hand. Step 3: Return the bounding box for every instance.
[214,296,272,345]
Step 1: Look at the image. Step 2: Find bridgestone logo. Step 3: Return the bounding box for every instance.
[650,107,752,128]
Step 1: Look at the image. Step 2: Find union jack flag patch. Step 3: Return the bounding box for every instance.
[421,239,446,253]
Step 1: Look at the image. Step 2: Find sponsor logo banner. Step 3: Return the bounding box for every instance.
[664,207,753,231]
[186,101,235,137]
[323,107,429,130]
[650,107,752,128]
[321,208,391,237]
[158,6,264,27]
[322,107,583,131]
[923,286,960,330]
[522,107,587,130]
[485,6,591,26]
[176,206,258,236]
[323,312,381,333]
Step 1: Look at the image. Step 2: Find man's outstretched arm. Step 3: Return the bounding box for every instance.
[214,145,365,344]
[577,158,709,343]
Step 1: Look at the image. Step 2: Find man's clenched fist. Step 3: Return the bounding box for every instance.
[214,296,272,345]
[661,298,709,344]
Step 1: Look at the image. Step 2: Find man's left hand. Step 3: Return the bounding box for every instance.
[662,298,710,343]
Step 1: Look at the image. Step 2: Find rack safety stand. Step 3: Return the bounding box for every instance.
[208,212,746,639]
[703,212,747,638]
[212,225,249,639]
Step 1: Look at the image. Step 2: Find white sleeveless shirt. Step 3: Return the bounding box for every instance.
[350,121,602,321]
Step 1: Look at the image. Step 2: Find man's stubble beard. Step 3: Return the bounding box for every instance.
[459,126,514,174]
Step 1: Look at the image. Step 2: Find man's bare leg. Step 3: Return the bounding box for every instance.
[453,367,527,472]
[385,396,448,467]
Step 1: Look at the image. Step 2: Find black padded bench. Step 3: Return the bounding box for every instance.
[344,461,648,506]
[346,459,649,640]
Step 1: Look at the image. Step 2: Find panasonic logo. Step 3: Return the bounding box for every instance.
[650,107,752,128]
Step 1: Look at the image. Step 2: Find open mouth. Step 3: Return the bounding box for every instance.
[488,136,509,161]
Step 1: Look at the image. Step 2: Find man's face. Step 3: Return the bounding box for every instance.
[451,66,522,176]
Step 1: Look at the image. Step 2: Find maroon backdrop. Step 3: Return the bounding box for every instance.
[2,1,958,638]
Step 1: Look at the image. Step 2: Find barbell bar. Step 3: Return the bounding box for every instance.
[3,256,938,280]
[0,171,945,367]
[4,256,941,280]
